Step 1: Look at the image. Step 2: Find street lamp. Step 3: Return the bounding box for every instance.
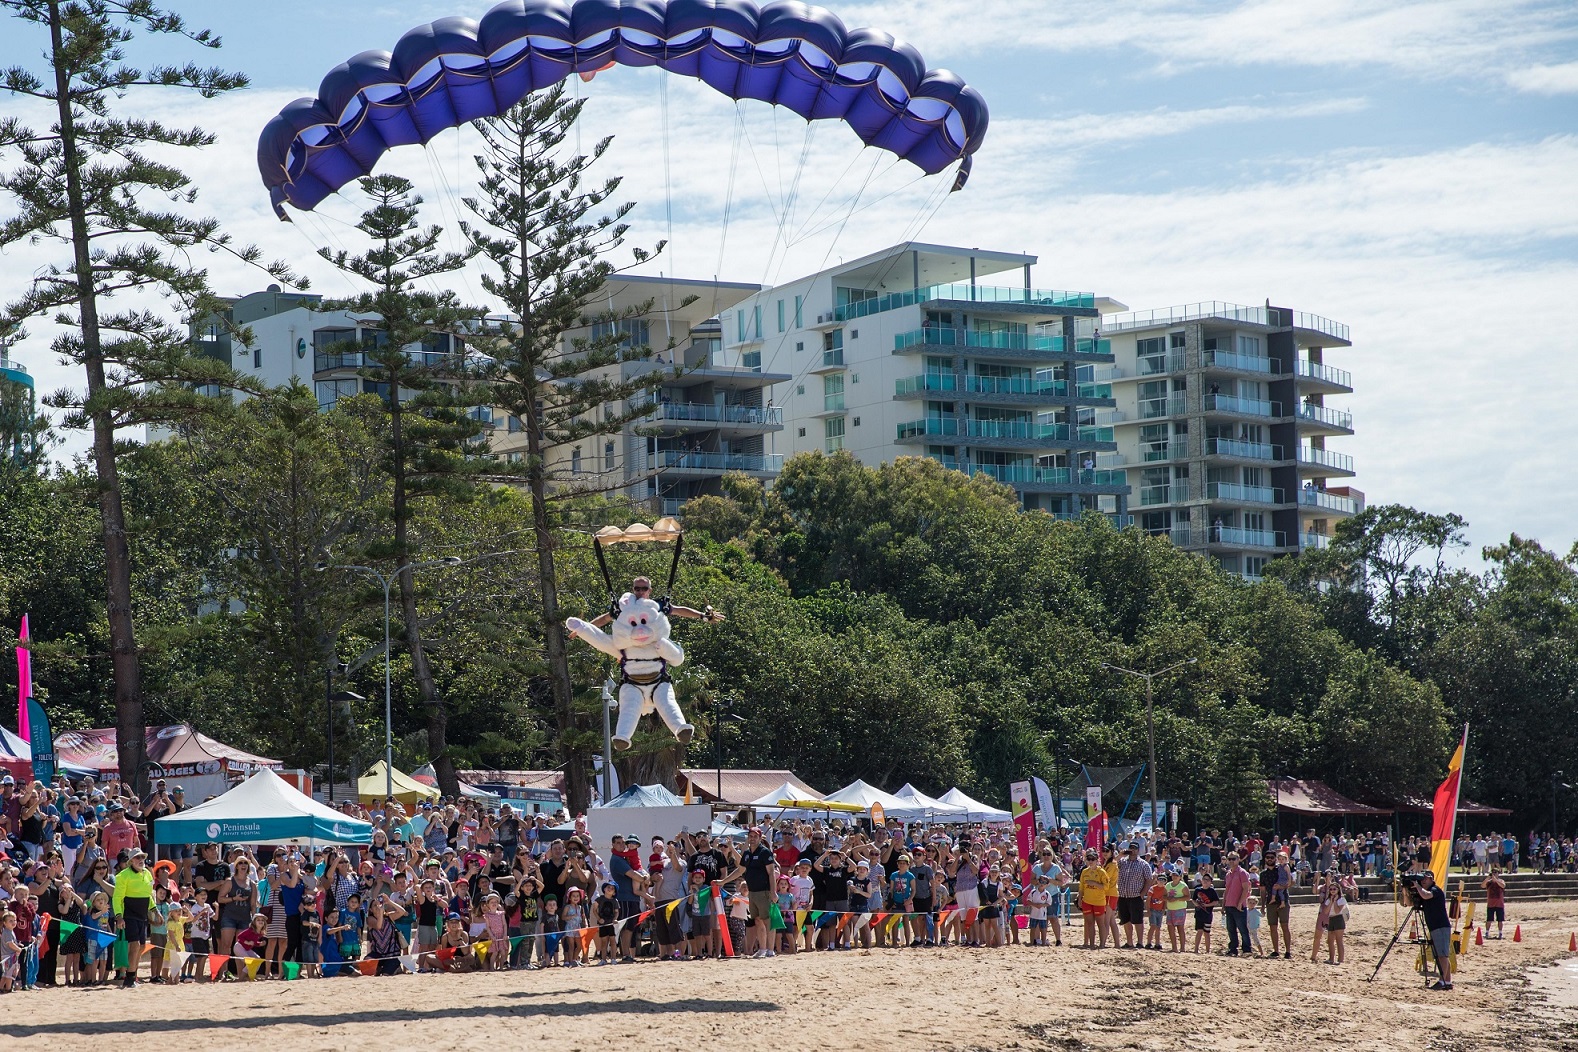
[1554,771,1572,836]
[317,556,462,798]
[1101,657,1197,843]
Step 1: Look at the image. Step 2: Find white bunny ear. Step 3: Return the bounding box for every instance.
[618,592,636,609]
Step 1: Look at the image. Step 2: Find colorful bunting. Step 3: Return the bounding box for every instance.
[208,953,227,981]
[357,959,378,976]
[398,955,418,974]
[243,957,263,980]
[283,960,301,980]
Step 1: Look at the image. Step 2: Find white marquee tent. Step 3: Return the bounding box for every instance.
[938,787,1012,823]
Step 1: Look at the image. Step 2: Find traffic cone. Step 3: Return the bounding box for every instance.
[1475,926,1484,946]
[1513,924,1522,943]
[1568,932,1575,952]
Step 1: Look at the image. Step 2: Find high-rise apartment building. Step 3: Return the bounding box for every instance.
[1101,302,1362,579]
[0,344,36,464]
[726,242,1131,519]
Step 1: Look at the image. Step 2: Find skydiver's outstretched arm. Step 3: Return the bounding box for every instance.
[669,604,725,622]
[564,617,622,659]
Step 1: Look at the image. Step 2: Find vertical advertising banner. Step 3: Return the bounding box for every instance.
[1084,785,1103,820]
[1009,780,1034,880]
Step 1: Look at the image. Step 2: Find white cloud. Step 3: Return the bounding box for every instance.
[1018,97,1368,149]
[1506,61,1578,94]
[843,0,1578,85]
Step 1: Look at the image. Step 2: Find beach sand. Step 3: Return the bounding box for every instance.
[5,899,1576,1050]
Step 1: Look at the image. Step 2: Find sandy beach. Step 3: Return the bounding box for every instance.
[4,899,1575,1051]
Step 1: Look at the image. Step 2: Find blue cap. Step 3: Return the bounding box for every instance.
[446,912,461,921]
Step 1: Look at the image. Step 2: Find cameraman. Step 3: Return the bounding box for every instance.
[1412,869,1454,990]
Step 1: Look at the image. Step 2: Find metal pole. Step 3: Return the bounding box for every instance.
[716,698,724,802]
[383,572,393,801]
[600,680,615,802]
[1146,674,1157,840]
[326,665,335,803]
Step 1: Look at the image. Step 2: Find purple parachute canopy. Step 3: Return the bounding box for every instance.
[258,0,988,218]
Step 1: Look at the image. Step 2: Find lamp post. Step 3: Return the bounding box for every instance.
[317,556,462,799]
[1554,771,1571,836]
[1101,658,1197,843]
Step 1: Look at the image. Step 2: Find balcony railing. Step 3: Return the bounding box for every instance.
[897,417,1113,444]
[972,463,1128,487]
[896,327,1060,353]
[654,450,783,473]
[1137,354,1186,377]
[315,351,364,372]
[1138,394,1187,419]
[650,402,784,426]
[1209,525,1287,548]
[895,373,1067,398]
[1297,446,1355,473]
[0,356,29,376]
[1206,350,1276,374]
[1139,483,1189,506]
[1207,438,1283,460]
[839,283,1095,322]
[1295,359,1352,388]
[1205,393,1280,417]
[1299,488,1358,513]
[1302,532,1332,550]
[821,348,845,368]
[1104,301,1350,343]
[1208,482,1284,504]
[1294,402,1353,430]
[1141,441,1188,462]
[823,393,846,412]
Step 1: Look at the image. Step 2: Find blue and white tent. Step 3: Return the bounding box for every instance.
[152,768,372,846]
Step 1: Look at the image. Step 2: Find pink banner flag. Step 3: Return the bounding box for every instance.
[16,614,30,741]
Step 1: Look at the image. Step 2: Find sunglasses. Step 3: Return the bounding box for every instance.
[632,585,651,592]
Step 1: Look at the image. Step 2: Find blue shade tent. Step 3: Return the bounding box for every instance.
[152,769,373,846]
[258,0,989,217]
[601,783,686,807]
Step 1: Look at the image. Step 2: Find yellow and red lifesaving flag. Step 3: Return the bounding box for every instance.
[1428,725,1469,885]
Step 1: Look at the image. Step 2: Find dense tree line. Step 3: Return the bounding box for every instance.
[3,438,1575,832]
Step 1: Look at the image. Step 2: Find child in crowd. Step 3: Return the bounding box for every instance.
[185,887,213,983]
[685,870,714,960]
[148,883,173,983]
[593,883,619,964]
[775,876,796,956]
[164,892,190,983]
[321,907,350,977]
[726,885,750,953]
[235,913,268,977]
[1164,869,1189,953]
[1245,875,1265,957]
[1145,877,1166,950]
[340,892,365,961]
[300,899,322,979]
[1025,875,1052,946]
[83,890,112,986]
[540,896,562,967]
[483,893,510,971]
[561,887,586,967]
[1191,872,1219,954]
[0,911,18,993]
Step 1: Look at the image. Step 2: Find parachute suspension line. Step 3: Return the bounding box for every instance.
[785,135,871,245]
[790,162,932,245]
[735,104,790,251]
[659,69,676,279]
[761,118,817,294]
[868,163,960,291]
[286,211,361,297]
[423,133,482,306]
[708,111,746,322]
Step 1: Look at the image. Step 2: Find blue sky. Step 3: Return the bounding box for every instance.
[2,0,1576,561]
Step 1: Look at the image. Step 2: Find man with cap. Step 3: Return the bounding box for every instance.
[723,826,778,958]
[1115,841,1154,949]
[113,849,155,986]
[0,775,18,849]
[101,801,140,862]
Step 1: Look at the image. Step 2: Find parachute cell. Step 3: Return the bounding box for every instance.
[257,0,989,218]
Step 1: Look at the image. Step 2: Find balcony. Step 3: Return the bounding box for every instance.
[1205,350,1276,375]
[1208,525,1287,548]
[654,450,783,475]
[1297,446,1355,475]
[895,417,1115,448]
[1206,438,1283,461]
[1207,482,1284,504]
[1136,354,1186,377]
[822,392,846,413]
[1298,487,1358,514]
[1138,483,1190,506]
[838,283,1095,323]
[894,327,1112,361]
[1295,359,1353,390]
[648,402,784,429]
[971,463,1129,490]
[1204,393,1281,417]
[1139,441,1188,463]
[1136,394,1187,420]
[315,351,364,372]
[1103,301,1350,344]
[1302,532,1332,550]
[895,373,1066,400]
[1294,402,1354,432]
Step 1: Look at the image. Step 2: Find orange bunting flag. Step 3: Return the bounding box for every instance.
[964,908,979,929]
[436,946,455,963]
[1429,725,1469,886]
[357,959,378,976]
[581,926,598,952]
[208,953,227,981]
[835,913,854,936]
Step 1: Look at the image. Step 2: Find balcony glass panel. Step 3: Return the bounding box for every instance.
[1295,359,1352,387]
[1210,525,1286,547]
[1297,446,1355,472]
[1207,438,1283,460]
[1208,482,1283,504]
[1295,403,1353,429]
[840,284,1095,322]
[895,327,1064,353]
[1206,349,1275,374]
[1205,393,1280,416]
[1298,488,1357,513]
[655,450,783,473]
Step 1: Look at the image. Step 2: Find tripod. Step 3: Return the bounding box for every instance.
[1366,902,1440,986]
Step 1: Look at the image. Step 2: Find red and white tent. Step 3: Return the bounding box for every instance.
[55,723,280,800]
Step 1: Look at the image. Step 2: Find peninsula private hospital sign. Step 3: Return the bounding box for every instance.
[206,821,263,839]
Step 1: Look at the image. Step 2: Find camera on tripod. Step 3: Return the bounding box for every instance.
[1398,870,1429,904]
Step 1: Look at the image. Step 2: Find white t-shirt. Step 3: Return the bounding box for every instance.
[1025,887,1050,920]
[788,875,814,909]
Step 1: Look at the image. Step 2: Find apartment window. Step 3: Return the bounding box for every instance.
[591,318,650,351]
[797,427,806,437]
[777,300,785,333]
[507,452,523,464]
[363,380,390,401]
[571,447,582,474]
[794,295,803,327]
[1237,334,1263,355]
[752,305,762,339]
[823,374,845,412]
[1136,337,1164,356]
[743,350,761,370]
[1245,556,1269,576]
[253,347,261,369]
[315,378,359,410]
[508,415,523,433]
[823,329,843,352]
[604,441,615,472]
[796,341,804,352]
[737,310,745,342]
[1169,331,1186,350]
[824,416,845,452]
[796,384,805,396]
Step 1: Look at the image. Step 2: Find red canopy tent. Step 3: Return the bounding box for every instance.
[55,723,280,800]
[1267,778,1393,816]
